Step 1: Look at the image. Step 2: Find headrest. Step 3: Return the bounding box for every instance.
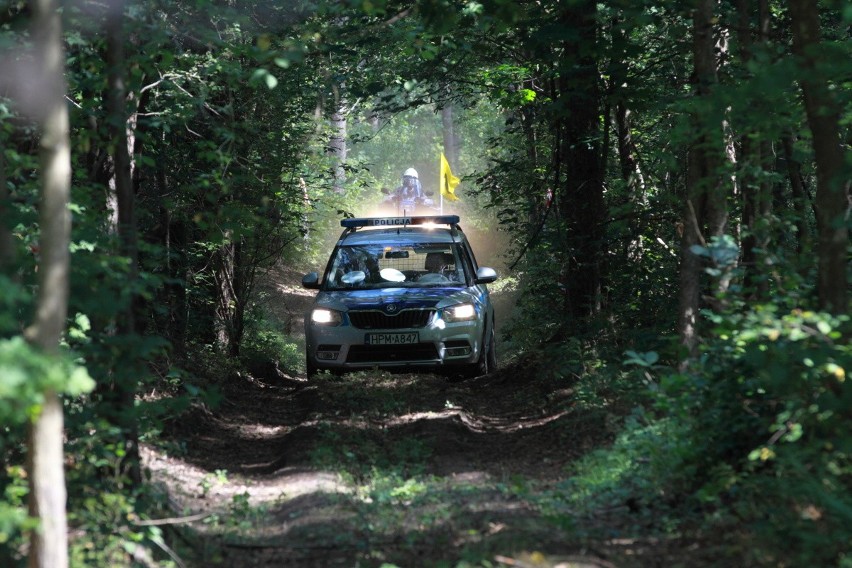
[425,252,455,271]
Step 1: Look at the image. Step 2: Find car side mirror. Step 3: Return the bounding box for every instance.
[474,267,497,284]
[302,272,320,289]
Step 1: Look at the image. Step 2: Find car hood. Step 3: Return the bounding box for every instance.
[315,286,481,312]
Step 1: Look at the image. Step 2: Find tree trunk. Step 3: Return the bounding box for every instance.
[230,239,248,357]
[679,150,706,359]
[160,159,189,359]
[615,102,646,260]
[213,237,255,358]
[105,4,142,486]
[757,0,773,226]
[24,0,72,565]
[698,1,729,241]
[329,94,347,193]
[557,0,604,320]
[608,14,645,262]
[678,0,732,355]
[736,0,759,296]
[616,104,645,205]
[167,215,189,358]
[214,238,237,354]
[788,0,849,313]
[781,133,811,256]
[0,141,15,271]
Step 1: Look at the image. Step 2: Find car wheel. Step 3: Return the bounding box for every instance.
[465,324,495,378]
[486,326,497,371]
[305,352,317,379]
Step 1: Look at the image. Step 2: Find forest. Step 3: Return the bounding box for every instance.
[0,0,850,566]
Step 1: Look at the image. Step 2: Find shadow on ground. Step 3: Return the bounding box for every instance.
[148,361,663,567]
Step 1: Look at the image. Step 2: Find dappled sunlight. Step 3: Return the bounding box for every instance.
[149,361,621,566]
[382,407,573,434]
[273,281,316,297]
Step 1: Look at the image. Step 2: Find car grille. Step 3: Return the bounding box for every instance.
[348,309,435,330]
[346,343,440,363]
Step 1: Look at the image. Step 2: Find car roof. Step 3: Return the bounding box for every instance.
[336,215,467,247]
[340,227,461,247]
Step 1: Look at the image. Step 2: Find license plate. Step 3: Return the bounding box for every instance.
[366,332,419,345]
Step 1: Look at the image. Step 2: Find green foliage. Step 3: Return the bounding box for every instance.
[311,421,433,483]
[0,465,31,550]
[0,277,31,337]
[564,409,693,523]
[0,417,179,568]
[688,308,850,564]
[0,338,94,423]
[240,325,303,372]
[574,304,852,565]
[1,0,849,564]
[199,469,229,498]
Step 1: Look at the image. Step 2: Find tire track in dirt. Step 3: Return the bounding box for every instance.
[147,361,623,567]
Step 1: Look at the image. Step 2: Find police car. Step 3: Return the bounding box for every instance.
[302,215,498,378]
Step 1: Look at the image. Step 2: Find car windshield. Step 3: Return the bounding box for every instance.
[324,242,467,290]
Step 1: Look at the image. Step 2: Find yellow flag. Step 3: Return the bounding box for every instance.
[440,152,460,201]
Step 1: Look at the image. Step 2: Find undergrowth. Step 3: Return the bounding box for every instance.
[562,305,852,567]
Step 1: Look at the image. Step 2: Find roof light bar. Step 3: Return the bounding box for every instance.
[341,215,460,228]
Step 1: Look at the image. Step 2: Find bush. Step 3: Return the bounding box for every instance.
[658,306,851,565]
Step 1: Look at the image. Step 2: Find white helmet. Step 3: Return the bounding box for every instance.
[403,168,418,179]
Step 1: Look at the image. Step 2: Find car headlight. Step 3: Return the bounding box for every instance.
[443,303,476,322]
[311,308,343,326]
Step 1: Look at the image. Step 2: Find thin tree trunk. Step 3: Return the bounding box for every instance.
[329,93,347,193]
[157,158,188,359]
[0,141,15,271]
[557,0,604,319]
[702,4,730,242]
[616,102,646,260]
[788,0,849,313]
[105,3,142,486]
[782,133,811,256]
[230,239,247,357]
[517,86,539,226]
[757,0,774,233]
[24,0,72,565]
[679,153,706,360]
[214,238,236,353]
[609,13,645,262]
[736,0,762,297]
[678,0,731,355]
[616,104,645,202]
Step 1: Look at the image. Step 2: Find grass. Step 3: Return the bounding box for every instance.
[153,343,701,567]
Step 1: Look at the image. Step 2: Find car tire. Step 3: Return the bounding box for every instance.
[465,323,496,378]
[486,325,497,371]
[305,352,317,379]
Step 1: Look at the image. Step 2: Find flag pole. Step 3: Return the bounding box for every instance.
[439,154,444,214]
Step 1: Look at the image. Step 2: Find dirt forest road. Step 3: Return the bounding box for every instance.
[146,365,626,567]
[142,264,709,567]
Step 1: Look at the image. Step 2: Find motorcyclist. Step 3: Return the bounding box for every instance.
[395,168,424,202]
[383,168,433,214]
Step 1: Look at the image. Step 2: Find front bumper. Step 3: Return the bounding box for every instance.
[305,316,484,371]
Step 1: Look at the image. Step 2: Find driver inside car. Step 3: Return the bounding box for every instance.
[420,251,455,282]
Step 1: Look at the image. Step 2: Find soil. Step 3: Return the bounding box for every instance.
[143,264,711,568]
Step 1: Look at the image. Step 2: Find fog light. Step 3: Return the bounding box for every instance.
[316,348,340,361]
[445,346,471,357]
